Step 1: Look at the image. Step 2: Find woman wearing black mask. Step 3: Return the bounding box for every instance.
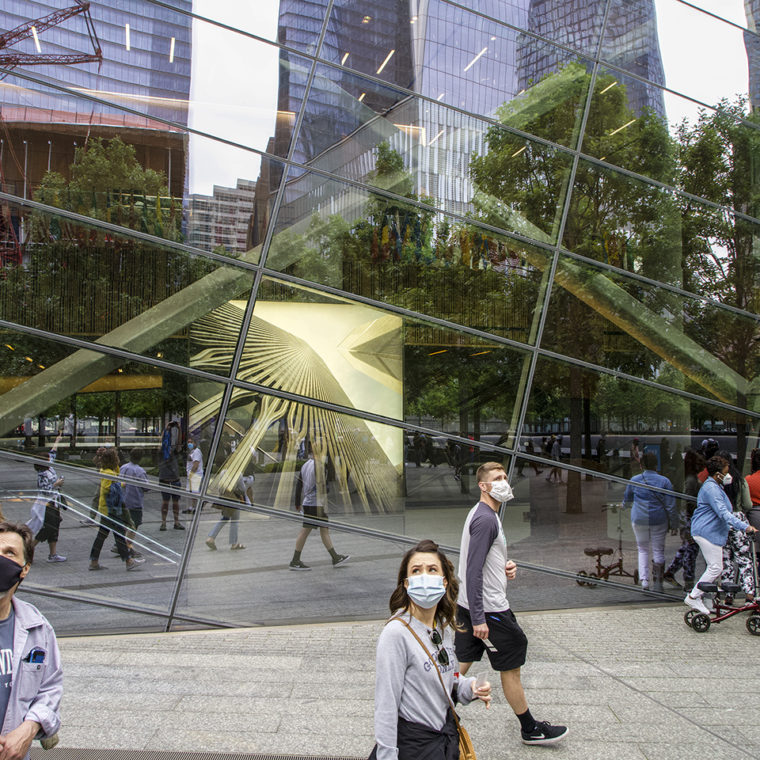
[369,539,491,760]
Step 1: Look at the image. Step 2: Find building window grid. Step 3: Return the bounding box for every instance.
[3,0,760,628]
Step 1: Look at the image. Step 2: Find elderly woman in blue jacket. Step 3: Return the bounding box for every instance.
[685,456,758,615]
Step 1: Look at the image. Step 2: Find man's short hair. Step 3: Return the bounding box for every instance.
[0,521,34,564]
[129,448,142,464]
[642,452,658,470]
[477,461,506,482]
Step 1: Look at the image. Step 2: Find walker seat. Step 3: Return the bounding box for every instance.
[696,582,719,593]
[584,547,613,557]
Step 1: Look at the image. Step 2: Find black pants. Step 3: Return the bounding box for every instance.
[369,711,459,760]
[90,513,129,562]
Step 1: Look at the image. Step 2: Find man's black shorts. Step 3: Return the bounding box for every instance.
[302,504,328,528]
[454,605,528,671]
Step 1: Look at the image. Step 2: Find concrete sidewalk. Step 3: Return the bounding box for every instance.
[51,604,760,759]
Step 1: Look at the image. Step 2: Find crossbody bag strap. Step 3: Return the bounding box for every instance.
[390,616,464,732]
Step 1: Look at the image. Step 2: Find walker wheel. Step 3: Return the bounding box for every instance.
[576,570,595,587]
[633,569,639,585]
[691,613,711,633]
[684,610,697,627]
[746,615,760,636]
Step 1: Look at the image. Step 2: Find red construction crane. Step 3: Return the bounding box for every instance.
[0,1,102,70]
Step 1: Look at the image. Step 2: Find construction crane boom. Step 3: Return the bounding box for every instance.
[0,2,92,50]
[0,52,101,66]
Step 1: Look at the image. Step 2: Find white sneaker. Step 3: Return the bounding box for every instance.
[684,593,710,615]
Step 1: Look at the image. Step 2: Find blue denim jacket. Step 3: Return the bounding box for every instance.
[1,598,62,758]
[691,478,749,546]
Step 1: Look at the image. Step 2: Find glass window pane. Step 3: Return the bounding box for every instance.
[523,355,758,478]
[323,0,592,148]
[603,0,752,114]
[562,158,760,325]
[265,168,558,340]
[208,276,531,438]
[0,198,257,376]
[539,251,760,409]
[0,332,227,611]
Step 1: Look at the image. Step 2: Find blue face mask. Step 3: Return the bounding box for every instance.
[187,443,194,451]
[407,573,446,609]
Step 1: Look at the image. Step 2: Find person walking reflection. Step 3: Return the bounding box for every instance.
[624,452,677,592]
[158,421,183,531]
[289,441,349,571]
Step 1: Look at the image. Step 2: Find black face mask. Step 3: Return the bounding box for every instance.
[0,556,25,593]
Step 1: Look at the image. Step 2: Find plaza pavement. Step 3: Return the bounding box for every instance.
[41,603,760,760]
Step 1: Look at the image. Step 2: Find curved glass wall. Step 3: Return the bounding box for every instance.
[1,0,759,633]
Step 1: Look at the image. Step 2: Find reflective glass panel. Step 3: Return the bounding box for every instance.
[207,277,531,436]
[323,0,592,146]
[539,251,760,409]
[0,331,227,610]
[523,355,759,479]
[602,0,751,115]
[0,198,257,375]
[264,168,558,340]
[0,3,306,160]
[562,158,760,328]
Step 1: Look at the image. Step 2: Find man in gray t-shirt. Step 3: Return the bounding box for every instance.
[455,461,568,747]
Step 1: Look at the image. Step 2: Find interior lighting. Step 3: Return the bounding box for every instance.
[463,47,488,72]
[156,352,164,359]
[4,344,14,351]
[599,81,618,94]
[511,145,527,158]
[125,23,131,52]
[599,156,607,161]
[31,26,41,53]
[411,15,418,24]
[341,52,349,65]
[609,119,636,136]
[24,356,33,362]
[358,92,366,102]
[428,349,448,355]
[470,350,491,356]
[428,129,445,145]
[517,89,526,95]
[117,368,124,373]
[37,364,45,369]
[436,92,445,101]
[490,36,496,41]
[377,49,395,74]
[169,37,175,63]
[362,15,372,24]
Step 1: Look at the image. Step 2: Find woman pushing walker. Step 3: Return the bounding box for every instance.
[370,539,491,760]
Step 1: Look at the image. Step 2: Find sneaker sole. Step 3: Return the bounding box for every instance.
[289,566,311,571]
[522,728,569,745]
[333,556,351,567]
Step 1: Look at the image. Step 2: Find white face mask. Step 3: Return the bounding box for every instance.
[406,574,446,609]
[721,473,733,486]
[488,479,514,503]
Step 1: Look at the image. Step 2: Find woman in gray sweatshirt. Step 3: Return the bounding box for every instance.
[370,539,491,759]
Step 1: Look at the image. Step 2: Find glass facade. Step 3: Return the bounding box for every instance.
[1,0,759,633]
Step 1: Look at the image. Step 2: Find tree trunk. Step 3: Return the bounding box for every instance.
[566,366,583,513]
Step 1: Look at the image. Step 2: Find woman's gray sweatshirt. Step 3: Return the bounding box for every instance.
[374,612,475,760]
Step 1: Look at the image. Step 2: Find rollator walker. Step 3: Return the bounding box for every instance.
[684,538,760,635]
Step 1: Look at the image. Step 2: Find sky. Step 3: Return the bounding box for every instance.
[186,0,755,195]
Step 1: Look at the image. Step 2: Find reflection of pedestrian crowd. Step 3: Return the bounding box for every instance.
[621,437,760,610]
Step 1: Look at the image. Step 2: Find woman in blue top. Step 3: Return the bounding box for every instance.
[685,456,758,615]
[623,452,677,592]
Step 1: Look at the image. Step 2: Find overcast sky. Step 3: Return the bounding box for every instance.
[187,0,755,195]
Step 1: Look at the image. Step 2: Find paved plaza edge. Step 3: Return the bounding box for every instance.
[52,604,760,759]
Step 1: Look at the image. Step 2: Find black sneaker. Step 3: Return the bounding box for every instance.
[289,560,311,571]
[332,554,350,567]
[521,721,568,745]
